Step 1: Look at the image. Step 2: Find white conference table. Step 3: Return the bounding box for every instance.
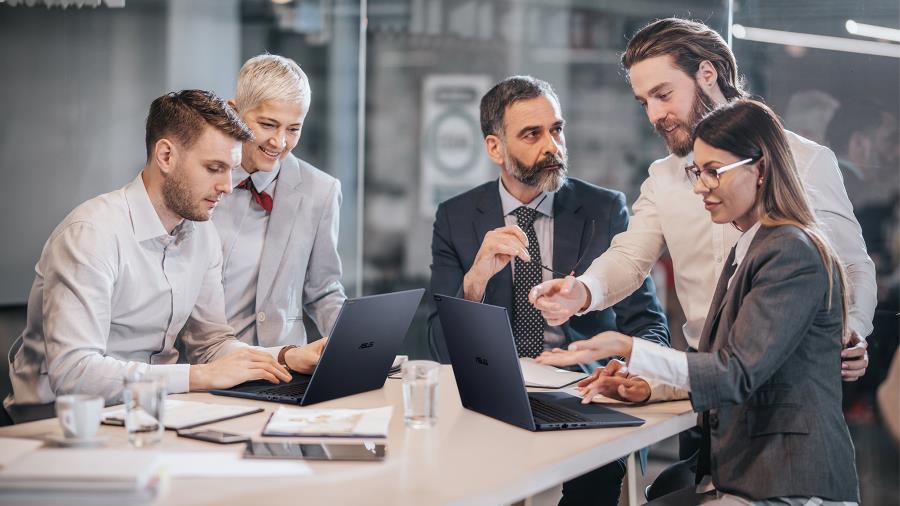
[0,366,695,505]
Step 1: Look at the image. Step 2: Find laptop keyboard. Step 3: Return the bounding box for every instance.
[529,396,591,424]
[257,378,311,398]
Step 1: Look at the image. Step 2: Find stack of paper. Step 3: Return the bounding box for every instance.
[520,358,588,388]
[102,399,262,430]
[0,449,161,501]
[263,406,392,438]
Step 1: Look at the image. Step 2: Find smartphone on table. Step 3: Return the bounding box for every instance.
[177,428,250,444]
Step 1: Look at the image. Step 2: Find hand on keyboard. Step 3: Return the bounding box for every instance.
[284,338,327,374]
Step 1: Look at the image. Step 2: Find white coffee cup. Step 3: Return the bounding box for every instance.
[55,395,104,440]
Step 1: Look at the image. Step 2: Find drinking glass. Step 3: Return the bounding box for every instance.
[401,360,439,429]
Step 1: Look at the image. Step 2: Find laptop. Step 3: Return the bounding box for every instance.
[211,288,424,406]
[434,294,645,431]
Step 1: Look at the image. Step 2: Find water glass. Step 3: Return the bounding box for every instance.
[123,376,165,447]
[402,360,439,429]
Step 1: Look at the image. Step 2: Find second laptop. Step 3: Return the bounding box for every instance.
[211,288,424,406]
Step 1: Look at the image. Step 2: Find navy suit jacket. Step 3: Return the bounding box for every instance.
[427,178,669,370]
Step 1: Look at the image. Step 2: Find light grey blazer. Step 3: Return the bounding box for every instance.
[214,153,346,347]
[687,225,859,502]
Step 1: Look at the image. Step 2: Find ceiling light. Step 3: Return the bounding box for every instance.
[732,24,900,59]
[846,20,900,43]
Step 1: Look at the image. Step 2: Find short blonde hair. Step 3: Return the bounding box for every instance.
[234,54,311,113]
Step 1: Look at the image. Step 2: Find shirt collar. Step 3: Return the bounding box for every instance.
[232,162,281,193]
[498,179,555,218]
[733,221,762,267]
[124,172,178,243]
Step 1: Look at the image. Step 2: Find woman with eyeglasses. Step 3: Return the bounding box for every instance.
[537,99,859,504]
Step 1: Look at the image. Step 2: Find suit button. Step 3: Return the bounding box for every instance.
[257,312,266,322]
[709,413,719,429]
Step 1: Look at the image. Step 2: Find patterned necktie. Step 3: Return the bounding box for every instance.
[236,177,274,214]
[512,206,546,358]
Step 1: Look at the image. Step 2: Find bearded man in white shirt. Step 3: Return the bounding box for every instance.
[530,18,874,402]
[5,90,321,423]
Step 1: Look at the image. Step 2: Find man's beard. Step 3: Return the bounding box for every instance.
[163,165,210,222]
[506,151,568,194]
[655,83,716,157]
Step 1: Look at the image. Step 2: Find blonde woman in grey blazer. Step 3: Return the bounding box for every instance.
[211,55,347,374]
[537,100,859,504]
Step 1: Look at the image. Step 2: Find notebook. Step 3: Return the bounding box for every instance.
[102,399,262,431]
[262,406,393,438]
[519,358,589,388]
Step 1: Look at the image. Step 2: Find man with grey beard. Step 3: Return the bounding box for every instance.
[426,76,669,506]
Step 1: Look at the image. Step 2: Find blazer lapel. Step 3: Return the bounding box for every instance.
[216,171,249,268]
[256,155,304,306]
[552,183,585,278]
[474,181,512,308]
[698,246,737,351]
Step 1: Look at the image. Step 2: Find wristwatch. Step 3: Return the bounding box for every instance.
[278,345,298,367]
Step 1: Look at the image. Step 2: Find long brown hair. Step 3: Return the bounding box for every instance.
[693,99,848,333]
[622,18,747,101]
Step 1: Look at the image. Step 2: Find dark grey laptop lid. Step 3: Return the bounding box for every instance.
[434,294,645,431]
[434,294,537,431]
[300,288,425,405]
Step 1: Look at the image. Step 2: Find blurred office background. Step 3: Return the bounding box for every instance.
[0,0,897,503]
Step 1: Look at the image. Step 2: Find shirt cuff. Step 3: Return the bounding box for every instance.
[628,338,691,391]
[575,273,605,314]
[847,316,871,342]
[644,376,690,402]
[146,364,191,394]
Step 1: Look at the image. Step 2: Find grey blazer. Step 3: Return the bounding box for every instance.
[687,225,859,502]
[214,153,346,347]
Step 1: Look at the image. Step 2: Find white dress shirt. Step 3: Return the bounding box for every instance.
[217,165,280,345]
[577,130,876,348]
[5,174,260,407]
[628,222,762,401]
[497,179,566,350]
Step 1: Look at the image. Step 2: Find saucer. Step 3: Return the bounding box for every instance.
[45,434,110,447]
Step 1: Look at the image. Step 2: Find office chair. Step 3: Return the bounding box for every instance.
[0,405,13,427]
[645,452,699,501]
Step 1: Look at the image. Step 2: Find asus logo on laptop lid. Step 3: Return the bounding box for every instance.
[358,341,375,349]
[475,356,489,366]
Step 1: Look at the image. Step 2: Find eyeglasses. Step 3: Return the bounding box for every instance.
[519,194,597,277]
[685,157,757,189]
